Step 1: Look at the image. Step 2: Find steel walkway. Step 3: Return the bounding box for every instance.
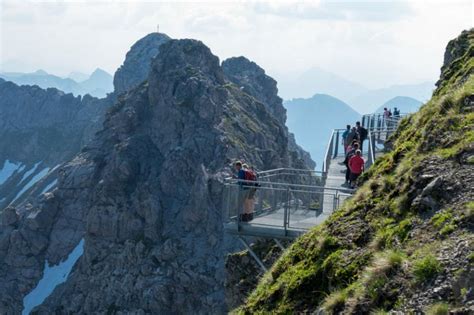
[223,112,410,269]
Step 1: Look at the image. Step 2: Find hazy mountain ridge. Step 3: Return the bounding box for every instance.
[351,81,434,113]
[0,68,113,98]
[277,67,434,114]
[285,94,361,165]
[374,96,423,113]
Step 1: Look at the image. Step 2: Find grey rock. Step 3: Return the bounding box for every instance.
[1,207,18,226]
[113,32,171,95]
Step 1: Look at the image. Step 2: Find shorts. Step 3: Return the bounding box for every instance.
[248,188,257,199]
[239,188,251,201]
[350,172,361,182]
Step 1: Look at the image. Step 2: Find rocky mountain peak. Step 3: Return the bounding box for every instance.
[222,56,286,124]
[0,37,314,314]
[436,28,473,91]
[113,32,171,95]
[222,56,314,168]
[89,68,111,80]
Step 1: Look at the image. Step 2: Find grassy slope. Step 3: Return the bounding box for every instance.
[238,30,474,314]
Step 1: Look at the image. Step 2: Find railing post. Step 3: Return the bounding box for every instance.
[237,186,243,231]
[362,116,366,129]
[284,187,290,235]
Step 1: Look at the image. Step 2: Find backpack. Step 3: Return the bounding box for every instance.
[359,127,368,140]
[244,169,257,182]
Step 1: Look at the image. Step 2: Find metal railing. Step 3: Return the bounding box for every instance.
[367,131,376,168]
[361,113,409,132]
[322,129,348,183]
[223,176,354,236]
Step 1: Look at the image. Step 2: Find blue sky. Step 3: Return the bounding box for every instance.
[0,0,472,89]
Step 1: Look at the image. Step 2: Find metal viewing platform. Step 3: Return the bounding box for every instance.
[223,115,408,239]
[222,112,409,269]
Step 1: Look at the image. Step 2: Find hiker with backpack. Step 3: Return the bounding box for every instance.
[343,142,359,187]
[346,127,359,153]
[244,164,258,218]
[393,107,400,123]
[348,150,365,188]
[355,121,368,151]
[234,161,257,222]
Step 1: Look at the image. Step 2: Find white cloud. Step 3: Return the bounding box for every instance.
[252,0,414,21]
[0,0,472,89]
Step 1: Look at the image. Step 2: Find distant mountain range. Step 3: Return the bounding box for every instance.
[351,82,434,113]
[374,96,423,113]
[285,94,361,167]
[277,67,367,103]
[276,67,434,114]
[0,68,113,98]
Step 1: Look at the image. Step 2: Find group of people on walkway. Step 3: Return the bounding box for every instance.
[383,107,401,129]
[341,121,367,188]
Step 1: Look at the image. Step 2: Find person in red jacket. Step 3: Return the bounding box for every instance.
[348,150,364,188]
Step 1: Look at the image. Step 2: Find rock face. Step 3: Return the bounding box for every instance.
[436,29,473,91]
[0,81,111,208]
[113,32,171,95]
[0,39,313,314]
[0,33,170,209]
[222,57,286,124]
[222,56,315,169]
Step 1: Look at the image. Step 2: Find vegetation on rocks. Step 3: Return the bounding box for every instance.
[237,29,474,314]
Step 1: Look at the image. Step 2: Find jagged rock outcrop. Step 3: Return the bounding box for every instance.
[113,32,171,95]
[0,38,313,314]
[436,29,474,92]
[0,83,107,164]
[222,56,315,169]
[222,57,286,124]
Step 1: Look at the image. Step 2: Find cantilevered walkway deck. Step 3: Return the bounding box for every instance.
[223,113,406,240]
[222,113,408,270]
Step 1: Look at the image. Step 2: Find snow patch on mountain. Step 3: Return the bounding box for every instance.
[40,179,58,194]
[0,160,23,186]
[12,167,50,203]
[22,239,84,315]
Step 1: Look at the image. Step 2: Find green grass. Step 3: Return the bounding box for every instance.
[322,290,348,313]
[431,209,457,235]
[426,302,449,315]
[468,252,474,263]
[412,255,442,283]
